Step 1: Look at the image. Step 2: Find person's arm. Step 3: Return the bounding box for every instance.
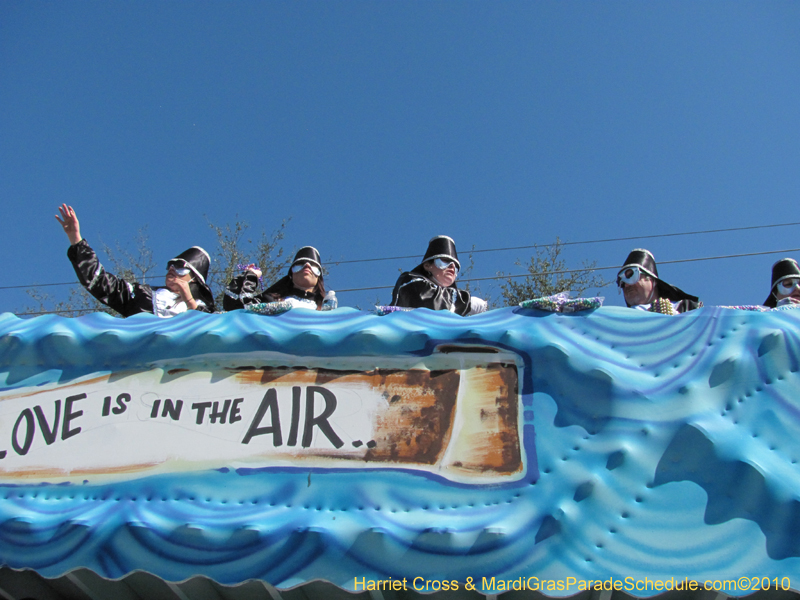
[66,239,143,316]
[192,300,212,313]
[58,205,145,316]
[676,298,703,313]
[392,277,431,308]
[223,270,263,311]
[169,277,199,311]
[394,277,471,314]
[55,204,83,245]
[466,294,488,315]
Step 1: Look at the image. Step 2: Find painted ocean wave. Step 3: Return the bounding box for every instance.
[0,306,799,596]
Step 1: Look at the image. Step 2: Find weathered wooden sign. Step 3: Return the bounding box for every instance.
[0,347,523,483]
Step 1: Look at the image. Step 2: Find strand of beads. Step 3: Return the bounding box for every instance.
[375,306,415,316]
[243,300,293,315]
[650,297,676,315]
[520,293,603,313]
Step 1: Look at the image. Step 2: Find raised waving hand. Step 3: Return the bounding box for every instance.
[55,204,83,245]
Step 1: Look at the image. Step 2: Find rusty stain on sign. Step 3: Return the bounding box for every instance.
[0,347,524,483]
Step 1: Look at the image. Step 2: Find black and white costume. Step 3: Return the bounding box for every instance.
[224,246,327,311]
[67,240,214,317]
[390,235,487,316]
[764,258,800,308]
[617,248,701,314]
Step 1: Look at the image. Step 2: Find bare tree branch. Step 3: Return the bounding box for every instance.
[100,226,156,285]
[19,218,292,317]
[498,237,609,306]
[205,216,290,309]
[459,245,493,307]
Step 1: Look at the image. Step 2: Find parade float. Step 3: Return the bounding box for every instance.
[1,303,800,598]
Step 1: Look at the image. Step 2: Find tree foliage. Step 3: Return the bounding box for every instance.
[459,245,492,308]
[24,285,111,318]
[498,238,608,306]
[21,218,290,317]
[100,227,156,286]
[205,217,289,309]
[21,226,608,317]
[23,227,157,318]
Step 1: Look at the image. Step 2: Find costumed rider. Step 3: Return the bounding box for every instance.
[390,235,488,315]
[764,258,800,307]
[617,248,702,315]
[224,246,328,311]
[56,204,215,317]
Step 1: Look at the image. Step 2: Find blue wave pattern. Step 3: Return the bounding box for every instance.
[0,306,799,596]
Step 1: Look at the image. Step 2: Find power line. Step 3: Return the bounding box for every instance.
[331,221,800,265]
[5,220,800,294]
[333,246,800,292]
[16,246,798,315]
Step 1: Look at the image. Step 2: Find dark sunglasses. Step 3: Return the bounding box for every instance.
[433,258,458,273]
[167,262,192,277]
[291,261,321,277]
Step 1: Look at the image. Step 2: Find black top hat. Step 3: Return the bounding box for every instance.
[167,246,214,308]
[617,248,698,307]
[422,235,460,271]
[289,246,322,274]
[265,246,324,308]
[168,246,210,284]
[764,258,800,307]
[618,248,658,282]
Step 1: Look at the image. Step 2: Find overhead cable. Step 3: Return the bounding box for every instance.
[14,246,800,315]
[333,247,800,293]
[4,221,800,293]
[330,221,800,265]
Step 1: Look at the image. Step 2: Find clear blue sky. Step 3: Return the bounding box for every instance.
[2,1,799,314]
